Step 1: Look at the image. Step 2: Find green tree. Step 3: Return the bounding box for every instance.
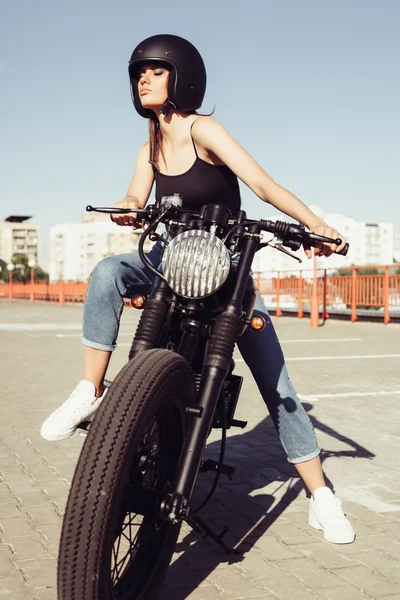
[0,254,49,283]
[10,253,31,282]
[0,259,7,282]
[332,266,382,276]
[34,266,49,282]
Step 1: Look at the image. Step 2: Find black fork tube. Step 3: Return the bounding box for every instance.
[128,280,171,359]
[173,228,260,501]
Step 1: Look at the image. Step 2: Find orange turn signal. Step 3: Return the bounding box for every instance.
[131,295,147,309]
[250,316,266,331]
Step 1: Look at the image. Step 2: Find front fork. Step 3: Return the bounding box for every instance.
[165,228,260,523]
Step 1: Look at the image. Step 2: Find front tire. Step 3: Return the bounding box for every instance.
[58,349,196,600]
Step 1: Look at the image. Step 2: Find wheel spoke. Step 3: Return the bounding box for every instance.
[109,398,184,592]
[111,513,143,582]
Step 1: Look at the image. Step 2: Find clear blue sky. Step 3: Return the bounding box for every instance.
[1,0,399,263]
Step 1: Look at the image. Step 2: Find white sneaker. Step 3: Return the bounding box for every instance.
[309,486,355,544]
[40,380,108,441]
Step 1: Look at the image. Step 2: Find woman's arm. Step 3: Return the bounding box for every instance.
[112,142,154,227]
[192,118,345,257]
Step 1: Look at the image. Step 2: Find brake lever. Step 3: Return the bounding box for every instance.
[272,242,302,263]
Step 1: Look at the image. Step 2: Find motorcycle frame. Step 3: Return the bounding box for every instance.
[129,221,262,524]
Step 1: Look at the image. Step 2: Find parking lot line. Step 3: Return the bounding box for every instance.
[281,337,362,343]
[233,354,400,363]
[299,390,400,401]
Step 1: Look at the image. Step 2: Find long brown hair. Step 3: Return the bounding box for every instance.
[148,115,162,168]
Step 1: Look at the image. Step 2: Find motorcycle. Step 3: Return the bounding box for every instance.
[57,196,348,599]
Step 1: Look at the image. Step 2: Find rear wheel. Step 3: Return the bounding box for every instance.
[58,349,196,600]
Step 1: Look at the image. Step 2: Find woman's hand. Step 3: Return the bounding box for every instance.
[304,223,347,259]
[110,197,142,229]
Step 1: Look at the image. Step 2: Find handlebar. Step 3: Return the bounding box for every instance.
[86,205,349,257]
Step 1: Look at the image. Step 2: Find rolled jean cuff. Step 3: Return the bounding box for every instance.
[287,446,321,465]
[81,335,116,352]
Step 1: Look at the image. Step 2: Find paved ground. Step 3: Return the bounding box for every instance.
[1,299,400,600]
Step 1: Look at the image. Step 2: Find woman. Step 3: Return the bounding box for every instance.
[41,34,354,544]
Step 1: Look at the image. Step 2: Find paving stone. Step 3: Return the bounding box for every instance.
[34,524,60,546]
[161,587,224,599]
[372,521,400,537]
[258,574,318,599]
[346,505,400,525]
[276,556,343,588]
[207,567,268,598]
[250,534,302,560]
[235,553,283,580]
[295,541,359,569]
[1,517,42,539]
[0,551,20,578]
[351,550,400,584]
[29,589,57,600]
[0,576,29,598]
[317,585,373,600]
[266,522,316,545]
[0,503,24,518]
[331,565,400,597]
[366,535,400,561]
[15,558,57,589]
[13,493,50,509]
[22,507,61,526]
[3,537,50,561]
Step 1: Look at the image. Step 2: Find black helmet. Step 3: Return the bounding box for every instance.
[128,34,207,118]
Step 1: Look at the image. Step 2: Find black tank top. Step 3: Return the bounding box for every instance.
[154,121,241,215]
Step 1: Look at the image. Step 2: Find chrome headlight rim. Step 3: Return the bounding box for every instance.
[162,229,231,299]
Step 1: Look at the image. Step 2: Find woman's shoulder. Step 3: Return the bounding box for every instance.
[191,115,227,141]
[139,140,150,153]
[191,115,219,131]
[136,140,151,161]
[191,116,231,149]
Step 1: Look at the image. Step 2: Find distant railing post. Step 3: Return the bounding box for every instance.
[383,266,390,325]
[322,269,328,320]
[8,271,13,302]
[7,263,15,302]
[310,255,319,328]
[276,272,282,317]
[351,267,358,322]
[30,268,35,303]
[298,270,303,318]
[59,280,65,307]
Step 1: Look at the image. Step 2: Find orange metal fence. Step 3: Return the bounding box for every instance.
[0,282,88,306]
[1,264,399,324]
[255,264,399,325]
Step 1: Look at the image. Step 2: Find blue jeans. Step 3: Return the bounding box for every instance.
[82,242,320,464]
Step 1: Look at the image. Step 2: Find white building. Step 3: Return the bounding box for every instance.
[0,216,40,265]
[252,207,394,276]
[394,233,400,263]
[49,219,154,282]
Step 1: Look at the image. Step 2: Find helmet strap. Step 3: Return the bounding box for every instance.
[159,98,176,117]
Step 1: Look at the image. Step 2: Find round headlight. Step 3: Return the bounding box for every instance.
[162,230,230,299]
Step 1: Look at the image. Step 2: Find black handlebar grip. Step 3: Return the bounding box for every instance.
[335,242,349,256]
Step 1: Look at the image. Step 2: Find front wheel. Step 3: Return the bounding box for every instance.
[58,349,196,600]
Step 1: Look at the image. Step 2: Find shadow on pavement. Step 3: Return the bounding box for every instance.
[161,402,375,599]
